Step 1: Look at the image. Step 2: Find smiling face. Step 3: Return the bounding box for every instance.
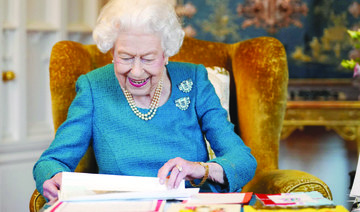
[113,30,168,99]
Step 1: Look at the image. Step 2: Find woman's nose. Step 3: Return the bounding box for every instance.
[130,58,143,76]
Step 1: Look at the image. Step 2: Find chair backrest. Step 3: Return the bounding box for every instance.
[49,36,288,175]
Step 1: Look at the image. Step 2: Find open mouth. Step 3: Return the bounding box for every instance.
[128,77,150,88]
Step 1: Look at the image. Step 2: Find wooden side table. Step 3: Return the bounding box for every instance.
[281,101,360,153]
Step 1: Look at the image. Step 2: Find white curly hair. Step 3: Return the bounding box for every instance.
[93,0,185,57]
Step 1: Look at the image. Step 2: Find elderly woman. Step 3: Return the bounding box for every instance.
[33,0,257,204]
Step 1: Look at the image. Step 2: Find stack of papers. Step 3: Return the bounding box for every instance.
[45,172,199,212]
[44,172,254,212]
[59,172,199,201]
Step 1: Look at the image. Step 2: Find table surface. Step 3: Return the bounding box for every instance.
[41,195,349,212]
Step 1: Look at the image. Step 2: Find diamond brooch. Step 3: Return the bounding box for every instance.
[178,79,193,93]
[175,97,191,111]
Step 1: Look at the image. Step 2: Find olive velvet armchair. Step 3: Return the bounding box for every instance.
[30,36,332,212]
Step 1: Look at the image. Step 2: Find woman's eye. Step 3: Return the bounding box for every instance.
[142,58,154,64]
[120,57,133,63]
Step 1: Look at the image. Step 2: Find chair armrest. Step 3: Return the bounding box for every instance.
[242,169,333,200]
[29,189,46,212]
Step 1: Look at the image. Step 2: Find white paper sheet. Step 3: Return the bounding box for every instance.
[351,155,360,197]
[62,188,200,202]
[184,192,252,204]
[59,172,198,201]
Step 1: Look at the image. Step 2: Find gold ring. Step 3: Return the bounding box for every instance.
[176,165,183,172]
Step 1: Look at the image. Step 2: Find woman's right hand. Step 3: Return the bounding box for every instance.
[42,172,62,204]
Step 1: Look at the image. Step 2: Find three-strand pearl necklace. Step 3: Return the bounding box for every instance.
[122,78,163,121]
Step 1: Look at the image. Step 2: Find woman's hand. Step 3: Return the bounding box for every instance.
[157,157,206,189]
[43,172,62,204]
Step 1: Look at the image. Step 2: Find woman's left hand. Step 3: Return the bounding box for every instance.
[157,157,206,189]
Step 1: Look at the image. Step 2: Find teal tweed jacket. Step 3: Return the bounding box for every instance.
[33,62,257,196]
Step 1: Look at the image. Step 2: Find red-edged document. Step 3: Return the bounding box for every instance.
[256,193,295,206]
[255,192,334,207]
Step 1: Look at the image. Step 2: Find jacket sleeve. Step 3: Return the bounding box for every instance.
[194,64,257,192]
[33,74,94,196]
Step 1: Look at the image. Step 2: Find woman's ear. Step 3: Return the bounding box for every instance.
[111,48,115,63]
[164,55,169,65]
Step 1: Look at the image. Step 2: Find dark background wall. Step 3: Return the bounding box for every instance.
[182,0,358,79]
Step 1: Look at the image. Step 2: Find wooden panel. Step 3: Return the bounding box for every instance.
[0,0,103,211]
